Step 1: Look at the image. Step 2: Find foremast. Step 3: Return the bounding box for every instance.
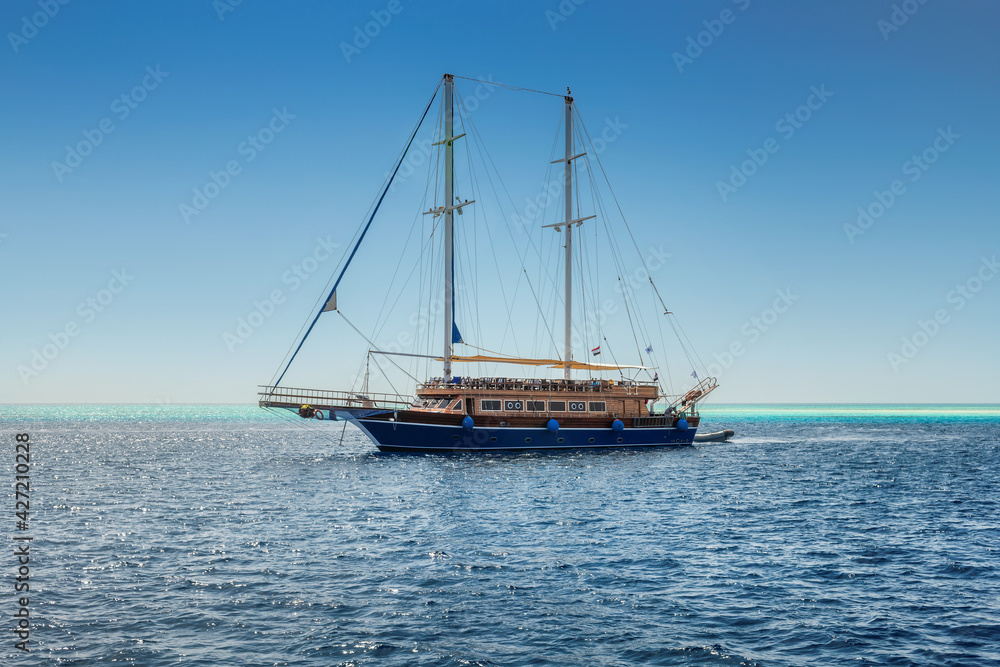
[443,74,455,378]
[433,74,477,378]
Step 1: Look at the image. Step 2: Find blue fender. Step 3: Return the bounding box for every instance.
[547,418,559,433]
[611,419,624,432]
[462,415,474,430]
[676,418,689,431]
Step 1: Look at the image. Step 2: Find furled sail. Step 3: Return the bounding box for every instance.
[444,354,648,371]
[322,291,337,312]
[368,350,649,371]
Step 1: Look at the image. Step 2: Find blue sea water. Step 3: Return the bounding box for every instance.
[2,404,998,666]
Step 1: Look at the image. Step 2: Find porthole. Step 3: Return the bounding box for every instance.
[490,437,497,442]
[557,437,564,443]
[588,438,596,443]
[524,437,532,443]
[617,437,624,443]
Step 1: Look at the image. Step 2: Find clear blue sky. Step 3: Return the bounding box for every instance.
[2,0,997,404]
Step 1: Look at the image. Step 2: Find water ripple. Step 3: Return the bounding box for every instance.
[2,406,998,665]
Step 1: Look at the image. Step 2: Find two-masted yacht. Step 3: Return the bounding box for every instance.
[259,74,717,452]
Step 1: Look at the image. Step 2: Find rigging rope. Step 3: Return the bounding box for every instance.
[451,75,565,98]
[269,80,442,391]
[337,310,420,384]
[574,105,708,381]
[267,75,708,398]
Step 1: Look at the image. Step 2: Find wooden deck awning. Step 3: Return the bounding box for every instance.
[444,354,649,371]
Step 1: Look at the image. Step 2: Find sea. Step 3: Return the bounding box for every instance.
[2,404,998,666]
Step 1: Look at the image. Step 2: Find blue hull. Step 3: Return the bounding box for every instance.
[353,419,696,453]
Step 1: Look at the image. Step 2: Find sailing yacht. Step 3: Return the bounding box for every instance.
[259,74,717,452]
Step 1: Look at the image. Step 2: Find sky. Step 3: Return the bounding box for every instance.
[1,0,997,404]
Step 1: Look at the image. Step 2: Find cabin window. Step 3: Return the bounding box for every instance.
[568,401,586,412]
[481,400,502,411]
[454,400,462,412]
[527,401,546,412]
[504,400,523,411]
[436,399,451,409]
[548,401,566,412]
[588,401,606,412]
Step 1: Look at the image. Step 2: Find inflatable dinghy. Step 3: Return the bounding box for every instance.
[693,429,735,443]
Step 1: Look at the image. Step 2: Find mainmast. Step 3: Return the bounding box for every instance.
[544,91,594,380]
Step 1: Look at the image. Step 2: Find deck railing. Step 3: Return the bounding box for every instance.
[418,377,657,394]
[667,376,718,410]
[258,385,414,410]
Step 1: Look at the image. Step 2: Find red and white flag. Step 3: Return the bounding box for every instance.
[591,345,601,356]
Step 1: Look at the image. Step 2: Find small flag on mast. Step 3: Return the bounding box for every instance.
[591,345,601,356]
[691,370,699,379]
[645,344,653,354]
[653,372,659,382]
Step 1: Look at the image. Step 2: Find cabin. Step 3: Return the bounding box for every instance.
[414,376,654,417]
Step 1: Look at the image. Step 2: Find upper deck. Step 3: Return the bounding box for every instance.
[418,376,657,396]
[414,376,659,420]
